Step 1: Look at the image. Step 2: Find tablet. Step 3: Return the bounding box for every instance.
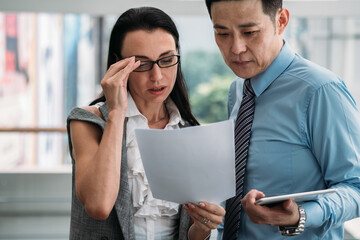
[255,189,338,206]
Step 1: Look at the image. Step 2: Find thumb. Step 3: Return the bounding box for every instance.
[283,199,297,211]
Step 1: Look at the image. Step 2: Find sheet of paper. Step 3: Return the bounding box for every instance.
[134,120,236,204]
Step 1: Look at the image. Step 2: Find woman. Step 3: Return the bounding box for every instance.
[67,6,225,240]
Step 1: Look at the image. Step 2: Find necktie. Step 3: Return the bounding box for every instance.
[223,79,255,240]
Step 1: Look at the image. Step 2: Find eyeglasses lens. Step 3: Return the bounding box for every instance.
[134,55,179,72]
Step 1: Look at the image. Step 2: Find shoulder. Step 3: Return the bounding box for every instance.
[68,106,105,145]
[67,103,107,131]
[81,106,103,119]
[286,54,342,89]
[283,55,357,110]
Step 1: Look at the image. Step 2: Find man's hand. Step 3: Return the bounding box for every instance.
[241,189,300,227]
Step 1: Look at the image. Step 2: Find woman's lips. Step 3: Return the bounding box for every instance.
[149,87,166,95]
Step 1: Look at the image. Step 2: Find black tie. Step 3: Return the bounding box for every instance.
[223,79,255,240]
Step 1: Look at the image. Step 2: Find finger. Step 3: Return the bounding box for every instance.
[184,205,208,228]
[108,57,132,72]
[249,189,265,200]
[283,199,292,209]
[186,203,223,225]
[198,202,226,217]
[105,57,136,78]
[108,58,140,86]
[187,209,216,230]
[130,59,141,72]
[123,57,141,73]
[283,200,298,214]
[113,58,140,81]
[242,189,266,208]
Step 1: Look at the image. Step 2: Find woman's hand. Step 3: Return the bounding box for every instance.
[184,202,225,239]
[72,57,139,219]
[100,57,140,114]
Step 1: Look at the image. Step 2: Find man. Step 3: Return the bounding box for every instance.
[205,0,360,239]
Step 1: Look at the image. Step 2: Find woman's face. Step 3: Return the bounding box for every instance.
[121,28,178,108]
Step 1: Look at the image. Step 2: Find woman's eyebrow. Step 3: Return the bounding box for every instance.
[134,50,176,60]
[159,50,176,58]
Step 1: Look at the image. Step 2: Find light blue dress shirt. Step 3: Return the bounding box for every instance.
[217,41,360,239]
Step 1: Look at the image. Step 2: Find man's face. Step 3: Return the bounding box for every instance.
[211,0,285,79]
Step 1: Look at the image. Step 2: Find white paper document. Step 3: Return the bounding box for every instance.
[134,120,236,204]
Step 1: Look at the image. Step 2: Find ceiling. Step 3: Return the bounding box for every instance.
[0,0,359,17]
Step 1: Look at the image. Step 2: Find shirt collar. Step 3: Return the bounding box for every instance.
[126,92,142,118]
[125,92,185,126]
[166,98,186,126]
[251,40,295,96]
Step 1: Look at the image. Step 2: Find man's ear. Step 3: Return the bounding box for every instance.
[276,8,289,35]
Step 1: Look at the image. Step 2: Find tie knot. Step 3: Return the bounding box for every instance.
[243,79,255,97]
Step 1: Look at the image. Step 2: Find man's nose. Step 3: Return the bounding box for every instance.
[231,35,247,54]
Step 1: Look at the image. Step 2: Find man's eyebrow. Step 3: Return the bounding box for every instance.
[238,22,259,28]
[134,50,176,60]
[213,24,228,30]
[213,22,259,29]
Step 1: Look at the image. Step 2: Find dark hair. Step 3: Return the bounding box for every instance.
[90,7,199,126]
[205,0,282,23]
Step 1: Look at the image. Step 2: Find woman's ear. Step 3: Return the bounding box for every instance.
[276,8,290,35]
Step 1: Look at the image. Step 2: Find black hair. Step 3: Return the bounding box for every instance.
[205,0,282,23]
[90,7,199,126]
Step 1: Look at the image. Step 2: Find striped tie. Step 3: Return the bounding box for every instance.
[223,79,255,240]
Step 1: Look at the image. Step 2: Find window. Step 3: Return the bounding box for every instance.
[0,3,360,238]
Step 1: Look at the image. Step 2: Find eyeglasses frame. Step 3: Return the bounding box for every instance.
[133,54,181,72]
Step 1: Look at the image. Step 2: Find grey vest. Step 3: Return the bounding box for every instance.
[66,102,191,240]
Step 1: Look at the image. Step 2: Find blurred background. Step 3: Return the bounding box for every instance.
[0,0,359,239]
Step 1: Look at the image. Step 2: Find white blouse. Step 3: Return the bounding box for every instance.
[96,92,185,240]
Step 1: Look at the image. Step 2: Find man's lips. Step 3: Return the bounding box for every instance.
[232,60,251,66]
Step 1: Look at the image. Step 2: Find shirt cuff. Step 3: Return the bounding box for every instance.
[302,201,323,228]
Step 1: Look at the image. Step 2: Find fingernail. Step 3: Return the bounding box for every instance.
[199,202,206,208]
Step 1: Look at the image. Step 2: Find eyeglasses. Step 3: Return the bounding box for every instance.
[133,55,180,72]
